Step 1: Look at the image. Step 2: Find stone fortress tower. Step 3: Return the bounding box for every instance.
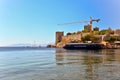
[84,24,92,31]
[55,31,64,45]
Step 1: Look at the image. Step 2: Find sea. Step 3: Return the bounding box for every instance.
[0,47,120,80]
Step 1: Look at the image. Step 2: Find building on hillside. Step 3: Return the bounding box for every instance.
[84,24,92,31]
[114,29,120,36]
[103,33,110,41]
[93,27,99,31]
[55,31,64,45]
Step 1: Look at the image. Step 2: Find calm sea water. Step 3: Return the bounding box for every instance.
[0,47,120,80]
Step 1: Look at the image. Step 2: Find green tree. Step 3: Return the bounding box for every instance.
[107,36,117,43]
[117,37,120,41]
[93,31,99,35]
[67,32,72,35]
[72,32,76,34]
[98,29,109,35]
[77,31,82,34]
[81,35,91,41]
[81,35,99,43]
[82,30,90,33]
[81,35,93,42]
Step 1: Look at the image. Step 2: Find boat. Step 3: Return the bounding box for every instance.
[63,43,105,50]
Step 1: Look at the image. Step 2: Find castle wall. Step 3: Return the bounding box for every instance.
[62,33,89,42]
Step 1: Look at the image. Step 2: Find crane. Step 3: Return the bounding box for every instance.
[89,17,100,25]
[58,17,100,31]
[58,17,100,35]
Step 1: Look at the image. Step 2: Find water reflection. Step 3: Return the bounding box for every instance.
[55,49,120,80]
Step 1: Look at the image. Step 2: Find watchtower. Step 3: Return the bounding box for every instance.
[55,31,64,45]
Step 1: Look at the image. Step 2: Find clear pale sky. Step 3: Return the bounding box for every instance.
[0,0,120,46]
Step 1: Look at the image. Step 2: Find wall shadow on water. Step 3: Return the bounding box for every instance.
[55,48,120,80]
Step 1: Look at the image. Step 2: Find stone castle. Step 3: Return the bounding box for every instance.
[55,25,120,48]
